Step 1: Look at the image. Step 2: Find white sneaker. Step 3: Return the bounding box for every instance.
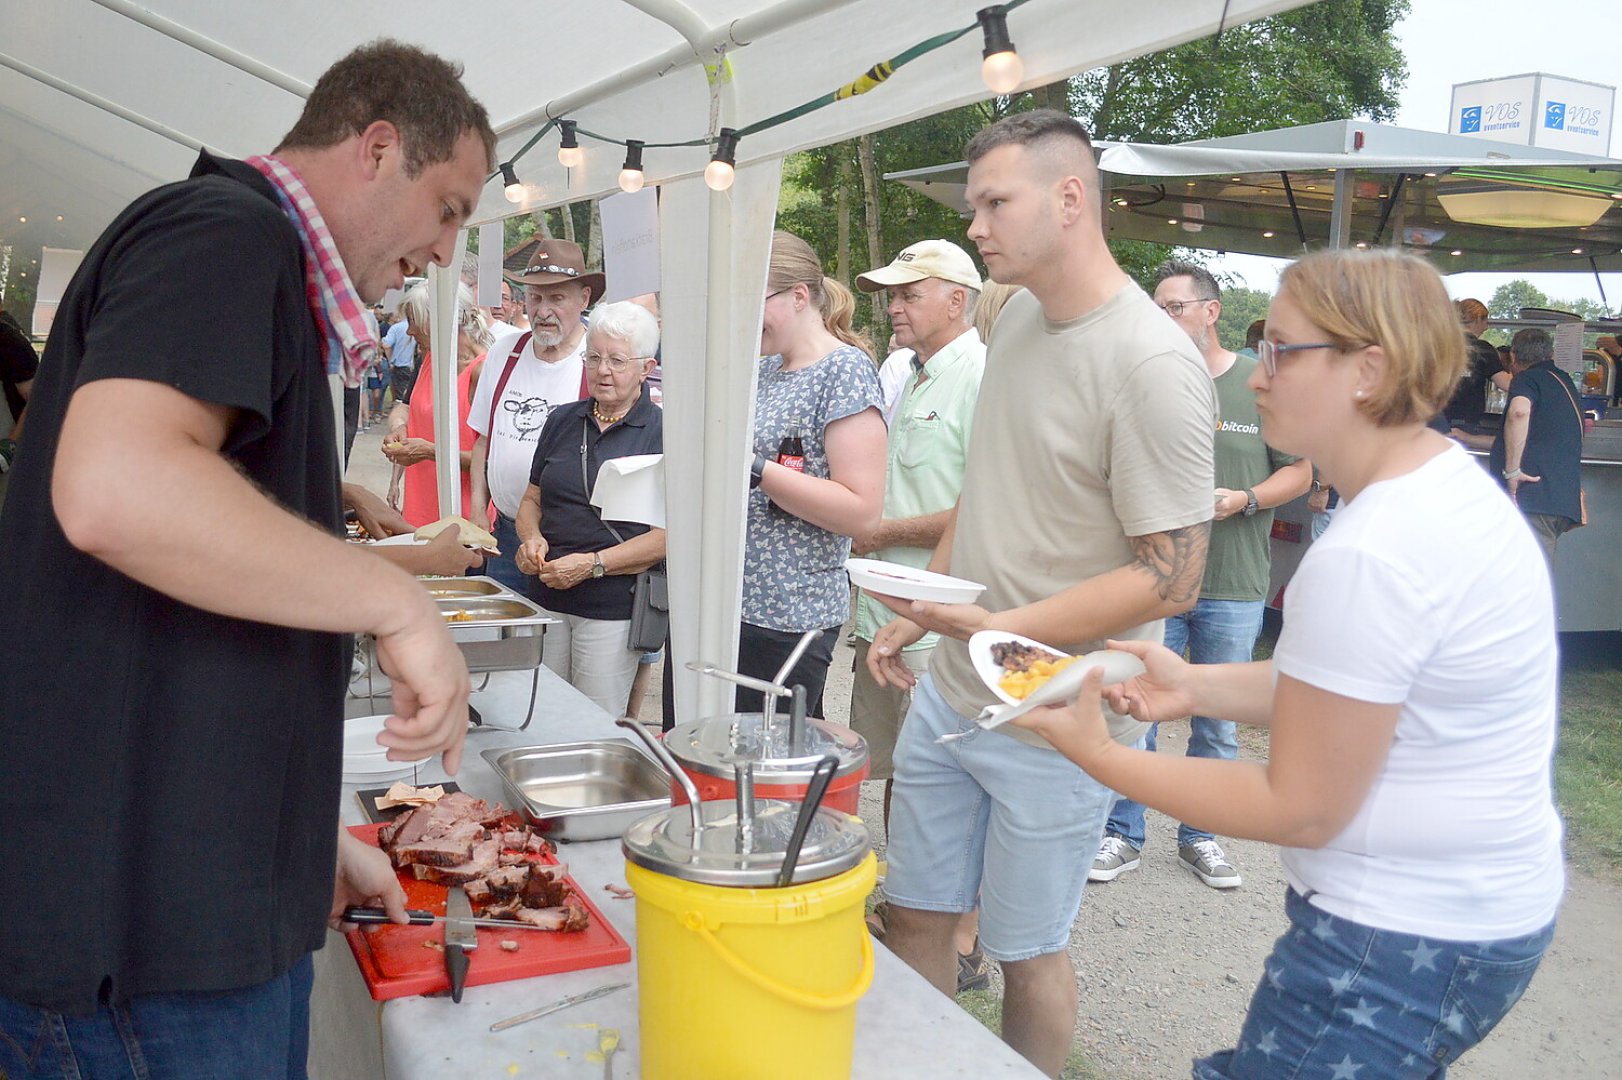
[1178,839,1242,889]
[1088,835,1141,883]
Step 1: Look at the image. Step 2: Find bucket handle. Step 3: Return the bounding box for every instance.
[681,910,875,1011]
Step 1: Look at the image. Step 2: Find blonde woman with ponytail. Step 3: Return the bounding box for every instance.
[739,230,886,716]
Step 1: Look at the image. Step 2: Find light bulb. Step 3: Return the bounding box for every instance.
[704,159,736,191]
[500,163,524,204]
[557,120,582,169]
[618,140,645,194]
[981,50,1023,95]
[705,129,741,192]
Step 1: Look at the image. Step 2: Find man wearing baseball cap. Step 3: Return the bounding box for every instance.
[849,239,989,988]
[469,238,603,592]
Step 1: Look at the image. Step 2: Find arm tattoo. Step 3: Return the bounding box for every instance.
[1129,521,1210,603]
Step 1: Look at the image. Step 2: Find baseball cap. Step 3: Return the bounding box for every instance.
[856,239,983,293]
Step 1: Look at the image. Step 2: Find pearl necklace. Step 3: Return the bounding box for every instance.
[592,403,626,425]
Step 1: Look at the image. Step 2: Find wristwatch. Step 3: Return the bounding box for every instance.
[591,552,606,578]
[1242,489,1259,517]
[1310,478,1324,493]
[750,453,767,490]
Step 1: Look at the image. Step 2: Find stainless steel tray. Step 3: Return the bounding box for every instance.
[482,740,673,842]
[422,576,506,599]
[429,588,554,674]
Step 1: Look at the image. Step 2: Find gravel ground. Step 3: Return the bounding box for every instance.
[348,428,1621,1078]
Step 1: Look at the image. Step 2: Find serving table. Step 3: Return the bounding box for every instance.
[311,665,1043,1079]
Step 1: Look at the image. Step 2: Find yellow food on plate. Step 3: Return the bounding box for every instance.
[443,609,477,622]
[998,656,1080,701]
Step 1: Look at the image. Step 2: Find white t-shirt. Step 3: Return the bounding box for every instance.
[468,327,586,518]
[878,348,913,426]
[1276,444,1564,940]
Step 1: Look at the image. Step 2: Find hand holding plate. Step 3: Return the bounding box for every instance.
[1006,664,1116,768]
[1099,638,1197,725]
[868,617,927,689]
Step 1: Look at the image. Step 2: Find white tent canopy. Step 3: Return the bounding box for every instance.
[3,0,1309,722]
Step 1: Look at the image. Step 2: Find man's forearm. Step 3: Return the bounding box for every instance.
[991,521,1210,645]
[1504,408,1530,473]
[924,503,959,575]
[1252,459,1313,509]
[867,508,954,552]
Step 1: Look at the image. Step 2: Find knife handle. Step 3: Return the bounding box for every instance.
[342,906,435,926]
[446,944,471,1004]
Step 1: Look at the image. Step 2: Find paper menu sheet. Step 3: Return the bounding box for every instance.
[590,454,666,528]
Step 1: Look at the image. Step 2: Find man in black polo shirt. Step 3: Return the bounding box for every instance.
[1491,327,1585,561]
[0,42,493,1078]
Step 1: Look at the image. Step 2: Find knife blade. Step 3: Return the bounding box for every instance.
[341,906,569,932]
[444,886,478,1003]
[488,982,631,1033]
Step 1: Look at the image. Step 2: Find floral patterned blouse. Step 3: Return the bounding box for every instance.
[741,345,883,631]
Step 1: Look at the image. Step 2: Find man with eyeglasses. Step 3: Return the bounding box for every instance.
[1092,261,1312,892]
[469,238,600,593]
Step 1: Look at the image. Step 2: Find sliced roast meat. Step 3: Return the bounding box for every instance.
[409,838,500,885]
[463,878,492,904]
[482,865,530,899]
[392,819,481,867]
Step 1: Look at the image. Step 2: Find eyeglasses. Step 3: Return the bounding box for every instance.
[585,352,651,373]
[764,288,790,302]
[1157,297,1217,317]
[1257,339,1337,376]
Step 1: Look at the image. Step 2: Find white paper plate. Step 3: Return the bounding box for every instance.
[949,632,1148,746]
[845,559,986,605]
[372,533,428,547]
[342,714,431,783]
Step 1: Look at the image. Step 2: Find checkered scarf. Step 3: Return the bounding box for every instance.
[246,155,379,388]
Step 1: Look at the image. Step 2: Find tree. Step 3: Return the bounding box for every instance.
[1215,286,1273,352]
[1487,280,1550,321]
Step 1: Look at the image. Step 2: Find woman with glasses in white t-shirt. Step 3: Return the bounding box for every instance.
[1013,248,1562,1079]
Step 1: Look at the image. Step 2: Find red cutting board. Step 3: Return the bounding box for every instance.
[342,823,631,1001]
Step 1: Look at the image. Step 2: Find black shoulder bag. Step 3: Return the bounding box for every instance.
[581,418,669,651]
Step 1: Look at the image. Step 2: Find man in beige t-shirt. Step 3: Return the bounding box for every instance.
[867,110,1215,1077]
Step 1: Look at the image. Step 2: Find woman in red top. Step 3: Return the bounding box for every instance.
[384,281,491,526]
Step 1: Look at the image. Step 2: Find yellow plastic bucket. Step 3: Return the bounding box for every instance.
[627,850,878,1080]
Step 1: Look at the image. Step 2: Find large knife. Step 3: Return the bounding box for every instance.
[444,886,478,1003]
[342,906,567,931]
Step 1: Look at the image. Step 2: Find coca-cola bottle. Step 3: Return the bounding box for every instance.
[768,426,805,517]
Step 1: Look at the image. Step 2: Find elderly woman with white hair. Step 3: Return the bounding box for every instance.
[383,280,493,526]
[515,301,666,716]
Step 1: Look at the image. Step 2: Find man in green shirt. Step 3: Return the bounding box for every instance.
[849,240,987,808]
[1091,261,1312,890]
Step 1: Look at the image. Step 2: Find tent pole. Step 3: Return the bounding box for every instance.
[1279,172,1309,251]
[1590,257,1611,313]
[1329,169,1352,250]
[0,51,215,155]
[88,0,311,97]
[430,235,468,523]
[494,0,857,137]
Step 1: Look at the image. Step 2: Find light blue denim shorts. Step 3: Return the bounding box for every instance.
[881,674,1116,962]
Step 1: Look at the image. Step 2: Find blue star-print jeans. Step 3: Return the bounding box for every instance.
[1194,888,1554,1079]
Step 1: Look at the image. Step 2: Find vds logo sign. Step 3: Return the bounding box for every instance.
[1545,101,1567,130]
[1459,106,1482,133]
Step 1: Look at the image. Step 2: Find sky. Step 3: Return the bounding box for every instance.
[1209,0,1618,312]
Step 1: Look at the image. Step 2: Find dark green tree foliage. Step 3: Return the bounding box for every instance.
[1214,286,1274,352]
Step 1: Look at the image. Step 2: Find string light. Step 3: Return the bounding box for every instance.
[705,129,740,192]
[500,163,524,204]
[618,140,646,194]
[557,120,582,169]
[977,6,1023,95]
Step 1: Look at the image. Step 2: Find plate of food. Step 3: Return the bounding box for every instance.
[372,533,428,547]
[845,559,986,605]
[947,632,1148,746]
[343,714,433,784]
[415,514,500,555]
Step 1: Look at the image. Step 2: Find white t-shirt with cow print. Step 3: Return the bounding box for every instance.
[469,328,587,518]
